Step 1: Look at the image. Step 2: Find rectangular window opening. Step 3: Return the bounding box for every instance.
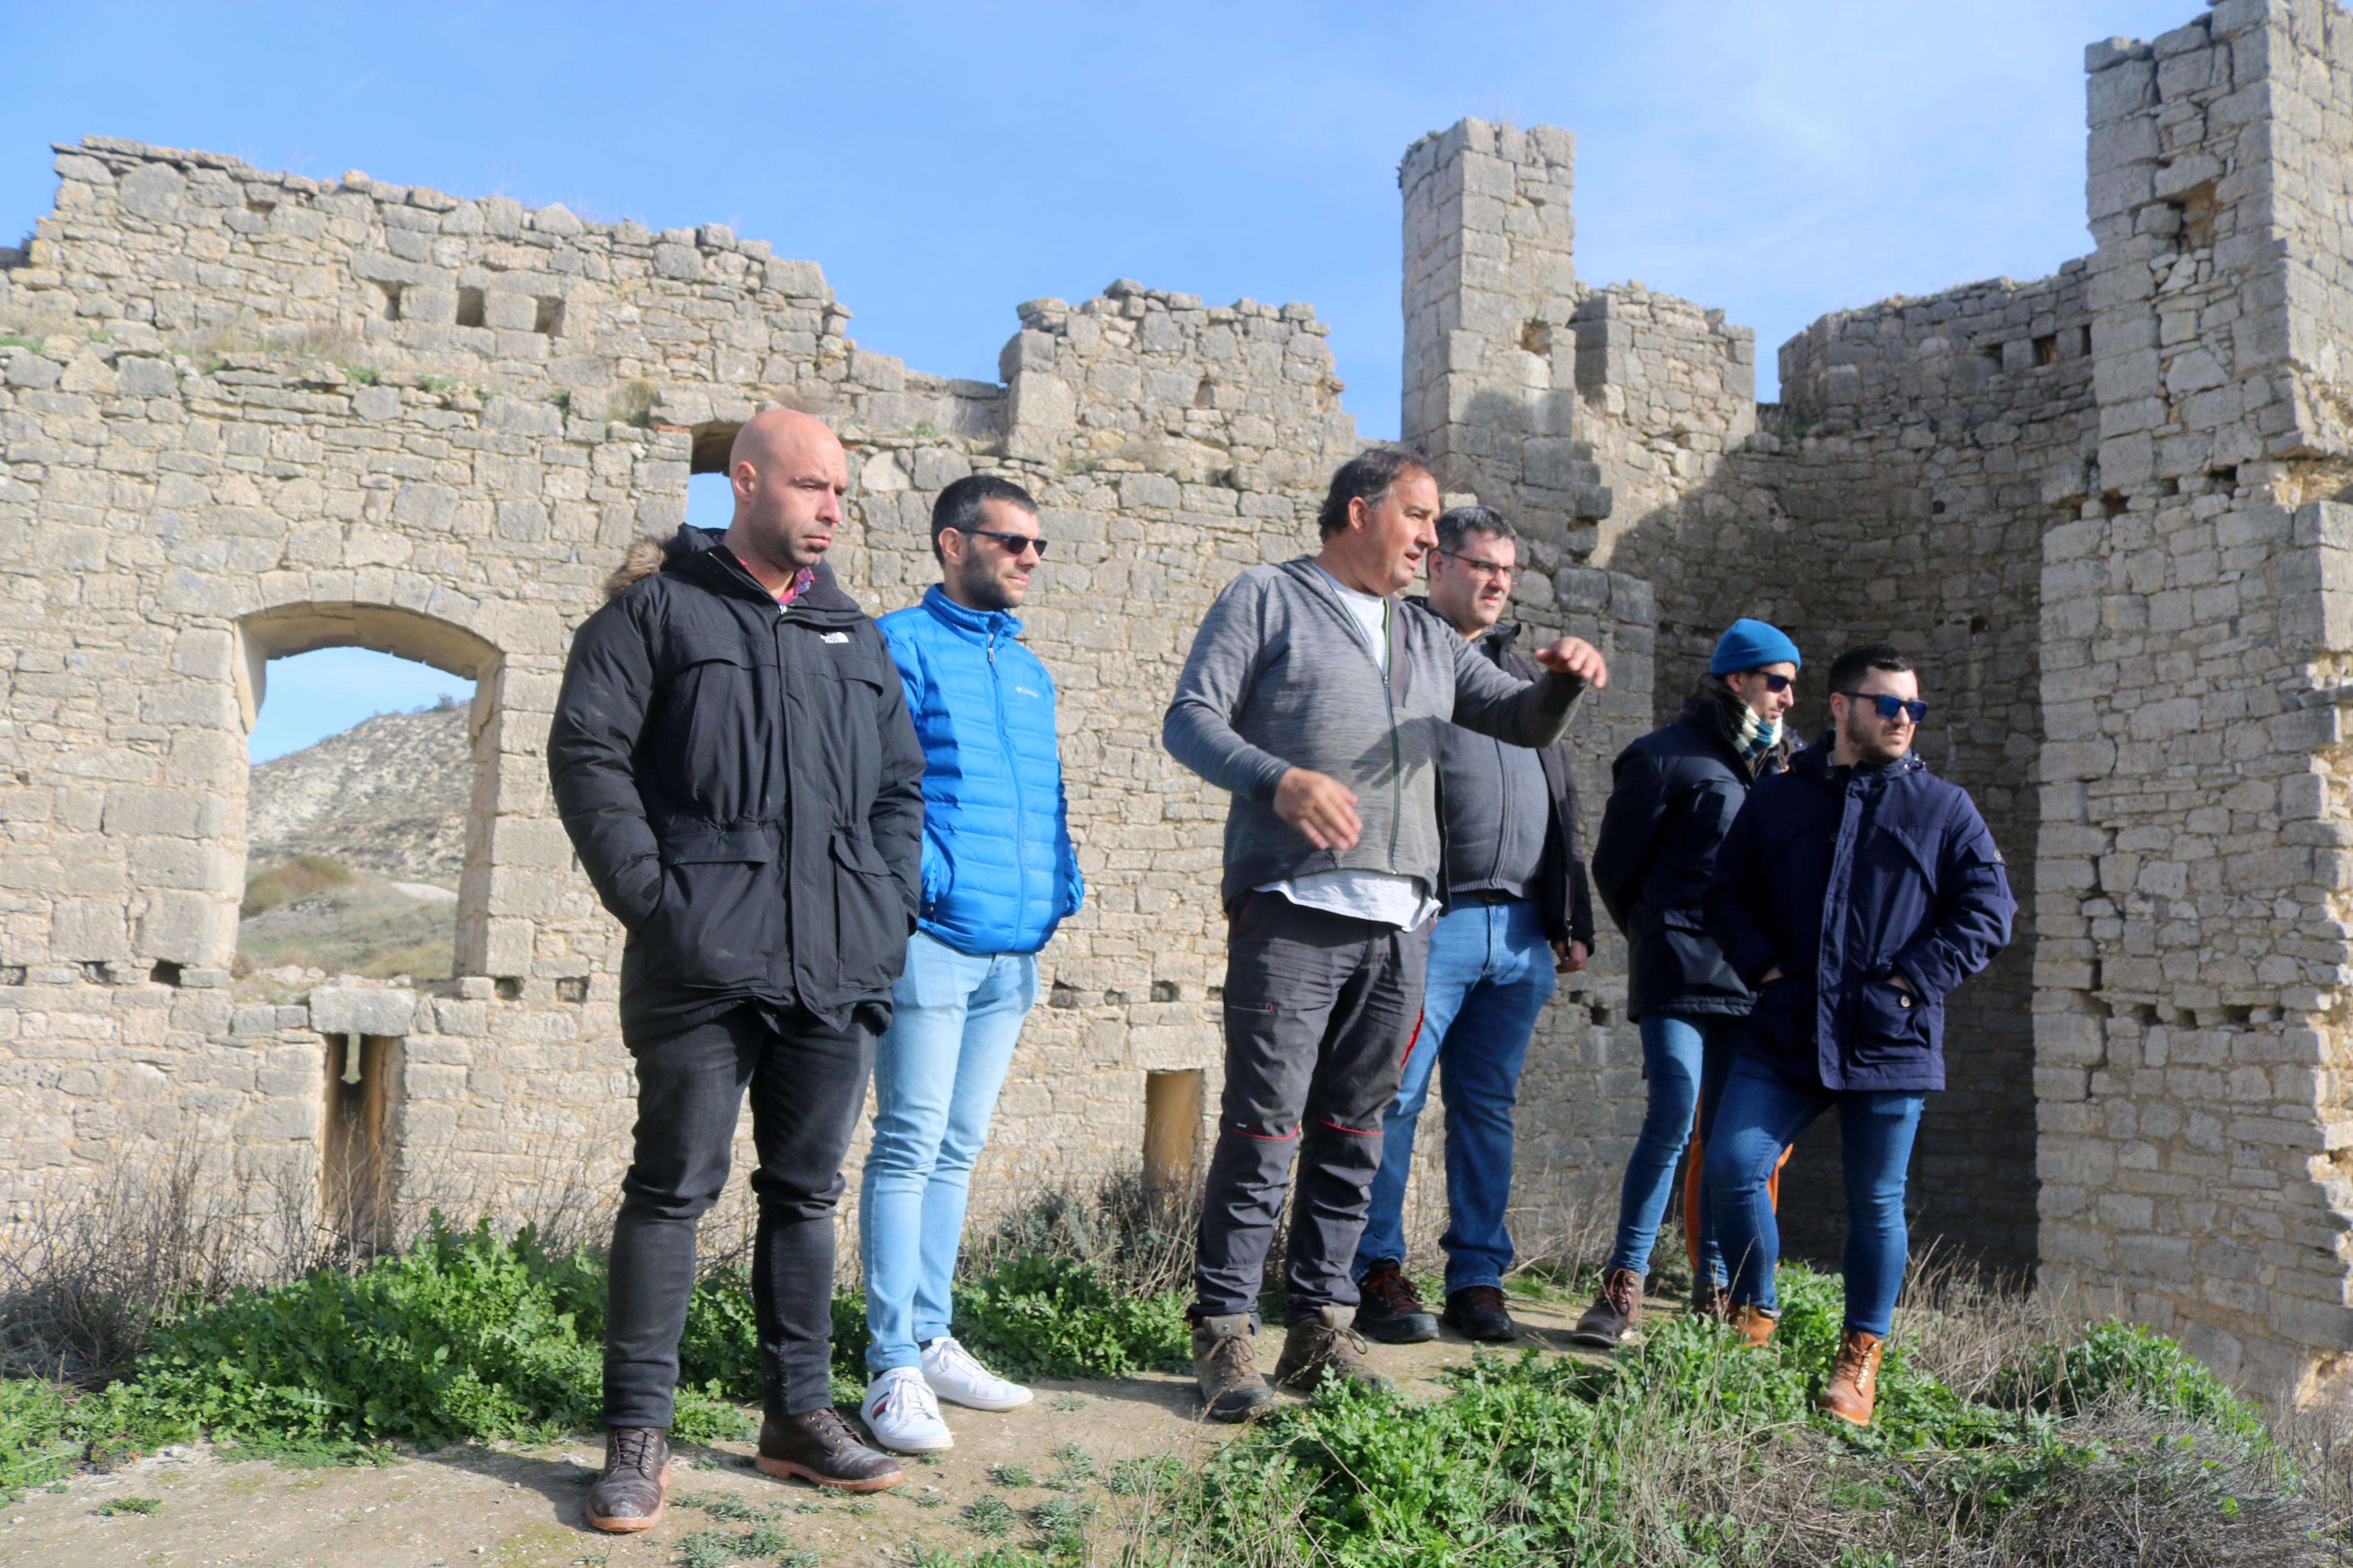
[456,286,486,329]
[322,1033,403,1257]
[377,283,403,322]
[2032,335,2058,367]
[533,297,563,336]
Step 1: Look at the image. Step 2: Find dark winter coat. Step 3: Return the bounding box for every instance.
[1702,735,2014,1093]
[1591,696,1787,1020]
[1411,603,1595,950]
[547,526,926,1040]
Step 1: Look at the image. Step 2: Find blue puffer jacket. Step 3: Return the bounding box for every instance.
[1703,735,2013,1092]
[879,587,1081,957]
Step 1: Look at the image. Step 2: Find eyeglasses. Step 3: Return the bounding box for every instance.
[1440,550,1514,579]
[956,527,1049,559]
[1839,691,1929,724]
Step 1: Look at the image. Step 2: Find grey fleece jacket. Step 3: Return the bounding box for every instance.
[1163,557,1587,908]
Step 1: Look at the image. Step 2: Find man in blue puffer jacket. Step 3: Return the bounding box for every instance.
[1702,642,2012,1428]
[858,474,1082,1453]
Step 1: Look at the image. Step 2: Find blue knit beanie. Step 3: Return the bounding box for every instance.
[1709,618,1802,677]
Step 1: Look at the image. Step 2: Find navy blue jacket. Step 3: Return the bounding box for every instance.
[1703,735,2013,1092]
[879,587,1081,957]
[1591,698,1786,1021]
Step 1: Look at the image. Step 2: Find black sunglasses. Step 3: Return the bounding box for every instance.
[1840,691,1929,724]
[956,526,1048,558]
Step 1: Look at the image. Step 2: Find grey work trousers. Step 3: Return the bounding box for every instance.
[1193,894,1432,1322]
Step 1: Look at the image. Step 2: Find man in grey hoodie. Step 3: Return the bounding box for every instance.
[1163,447,1608,1418]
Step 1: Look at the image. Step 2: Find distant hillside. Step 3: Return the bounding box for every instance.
[247,700,473,886]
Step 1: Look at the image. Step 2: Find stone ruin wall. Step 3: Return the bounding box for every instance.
[2027,0,2353,1398]
[15,0,2353,1402]
[0,131,1654,1255]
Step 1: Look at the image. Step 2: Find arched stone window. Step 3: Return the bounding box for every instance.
[234,602,505,978]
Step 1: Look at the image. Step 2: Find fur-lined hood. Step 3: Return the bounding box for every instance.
[604,534,669,599]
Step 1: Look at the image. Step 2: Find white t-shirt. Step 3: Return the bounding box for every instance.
[1254,565,1438,932]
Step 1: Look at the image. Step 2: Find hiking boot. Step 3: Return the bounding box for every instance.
[1273,1306,1392,1395]
[1730,1304,1779,1348]
[755,1407,905,1492]
[1816,1328,1883,1425]
[1192,1312,1276,1422]
[1353,1261,1439,1344]
[1565,1267,1643,1349]
[585,1426,670,1533]
[1688,1278,1732,1322]
[1441,1285,1519,1343]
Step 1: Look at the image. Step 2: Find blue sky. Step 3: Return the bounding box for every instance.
[7,0,2195,758]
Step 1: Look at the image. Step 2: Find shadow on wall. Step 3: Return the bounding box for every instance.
[1581,396,2056,1283]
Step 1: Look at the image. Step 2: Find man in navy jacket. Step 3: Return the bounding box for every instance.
[859,474,1081,1453]
[1702,643,2013,1427]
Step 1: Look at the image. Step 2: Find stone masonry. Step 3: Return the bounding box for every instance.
[8,0,2353,1403]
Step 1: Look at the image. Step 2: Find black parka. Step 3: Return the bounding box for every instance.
[1590,696,1787,1021]
[547,525,925,1039]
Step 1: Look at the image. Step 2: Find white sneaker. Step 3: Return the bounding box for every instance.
[921,1335,1034,1411]
[861,1367,953,1453]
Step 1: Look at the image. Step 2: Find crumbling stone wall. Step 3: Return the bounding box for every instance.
[0,138,1368,1231]
[2029,0,2353,1399]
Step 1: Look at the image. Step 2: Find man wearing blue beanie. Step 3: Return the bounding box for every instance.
[1576,617,1800,1347]
[1710,619,1803,680]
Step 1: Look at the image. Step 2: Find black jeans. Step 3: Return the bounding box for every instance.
[604,1002,874,1427]
[1194,895,1431,1322]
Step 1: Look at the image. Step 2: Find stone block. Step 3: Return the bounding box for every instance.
[308,987,423,1037]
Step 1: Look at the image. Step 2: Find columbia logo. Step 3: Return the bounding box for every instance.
[1015,685,1040,697]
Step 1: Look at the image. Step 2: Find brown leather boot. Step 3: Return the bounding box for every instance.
[755,1407,905,1492]
[1193,1312,1276,1422]
[1729,1303,1778,1347]
[585,1426,670,1533]
[1566,1267,1642,1349]
[1272,1306,1391,1393]
[1688,1278,1731,1322]
[1816,1329,1883,1425]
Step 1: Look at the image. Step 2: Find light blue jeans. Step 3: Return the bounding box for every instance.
[1353,897,1556,1294]
[860,930,1038,1374]
[1605,1013,1740,1285]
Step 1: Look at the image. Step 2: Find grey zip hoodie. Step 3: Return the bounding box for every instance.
[1163,557,1587,908]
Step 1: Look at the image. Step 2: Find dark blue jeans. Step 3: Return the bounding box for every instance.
[1702,1055,1923,1337]
[1605,1012,1738,1284]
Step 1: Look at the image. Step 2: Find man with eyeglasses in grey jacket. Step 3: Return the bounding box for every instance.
[1162,447,1608,1418]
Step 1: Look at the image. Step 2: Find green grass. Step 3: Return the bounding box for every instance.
[239,854,352,916]
[94,1495,160,1515]
[1,1189,2336,1563]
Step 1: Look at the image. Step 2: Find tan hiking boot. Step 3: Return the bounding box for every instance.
[1730,1303,1779,1347]
[1192,1312,1276,1422]
[1816,1328,1884,1425]
[1566,1267,1643,1349]
[1273,1306,1390,1394]
[585,1426,671,1533]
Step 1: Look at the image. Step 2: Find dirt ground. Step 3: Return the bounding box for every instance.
[0,1291,1614,1568]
